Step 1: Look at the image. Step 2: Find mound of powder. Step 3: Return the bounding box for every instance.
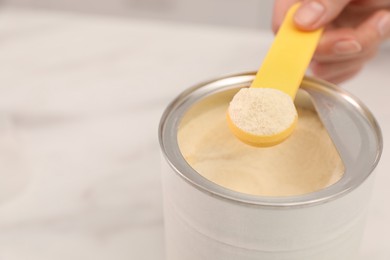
[228,88,297,136]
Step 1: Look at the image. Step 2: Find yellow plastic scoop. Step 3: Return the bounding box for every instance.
[227,3,323,147]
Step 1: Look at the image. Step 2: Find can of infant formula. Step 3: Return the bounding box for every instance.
[158,72,382,260]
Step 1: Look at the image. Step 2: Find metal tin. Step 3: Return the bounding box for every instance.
[158,72,382,260]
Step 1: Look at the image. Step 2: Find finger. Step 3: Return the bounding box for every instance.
[313,29,374,62]
[313,10,390,62]
[314,45,377,63]
[272,0,301,33]
[310,54,371,80]
[322,66,363,84]
[294,0,352,30]
[314,27,363,62]
[374,10,390,38]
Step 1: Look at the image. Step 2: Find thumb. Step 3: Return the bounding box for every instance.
[294,0,352,30]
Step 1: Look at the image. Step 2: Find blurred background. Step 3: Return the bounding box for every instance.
[0,0,274,29]
[0,1,389,260]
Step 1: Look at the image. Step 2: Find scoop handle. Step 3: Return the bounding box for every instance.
[251,3,323,99]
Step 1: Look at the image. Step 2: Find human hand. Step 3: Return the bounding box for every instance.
[273,0,390,84]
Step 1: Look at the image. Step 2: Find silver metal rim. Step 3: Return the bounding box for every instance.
[158,72,383,208]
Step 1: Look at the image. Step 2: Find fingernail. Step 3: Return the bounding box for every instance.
[377,13,390,37]
[333,40,362,55]
[294,1,325,27]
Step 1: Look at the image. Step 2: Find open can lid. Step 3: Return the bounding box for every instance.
[159,73,383,208]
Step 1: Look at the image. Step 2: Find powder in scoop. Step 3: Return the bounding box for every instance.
[228,88,297,136]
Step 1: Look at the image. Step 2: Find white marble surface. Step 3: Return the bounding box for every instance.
[0,7,389,260]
